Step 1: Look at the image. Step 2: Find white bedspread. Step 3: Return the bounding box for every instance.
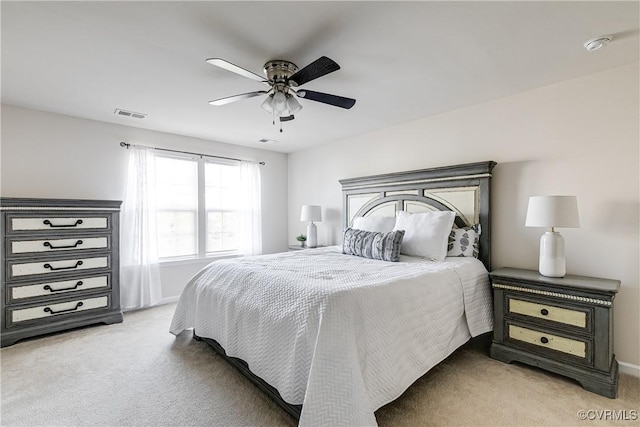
[170,246,493,426]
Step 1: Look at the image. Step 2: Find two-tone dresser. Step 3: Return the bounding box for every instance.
[490,267,620,398]
[1,198,123,347]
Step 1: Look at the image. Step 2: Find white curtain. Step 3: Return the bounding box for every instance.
[120,146,162,310]
[238,161,262,256]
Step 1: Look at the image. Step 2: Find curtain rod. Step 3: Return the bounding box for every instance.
[119,142,265,165]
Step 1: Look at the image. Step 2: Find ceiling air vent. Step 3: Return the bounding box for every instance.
[114,108,147,119]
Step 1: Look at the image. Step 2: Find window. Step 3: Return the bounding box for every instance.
[205,163,240,253]
[154,155,241,260]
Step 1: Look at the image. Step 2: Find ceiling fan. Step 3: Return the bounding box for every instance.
[206,56,356,131]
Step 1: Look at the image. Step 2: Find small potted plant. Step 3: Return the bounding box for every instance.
[296,234,307,248]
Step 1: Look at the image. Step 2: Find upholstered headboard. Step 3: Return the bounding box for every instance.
[339,161,496,270]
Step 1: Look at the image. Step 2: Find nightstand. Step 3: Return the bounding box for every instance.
[288,245,324,251]
[489,267,620,398]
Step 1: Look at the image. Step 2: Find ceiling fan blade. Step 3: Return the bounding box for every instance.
[289,56,340,86]
[280,115,295,122]
[209,91,268,106]
[206,58,267,83]
[297,90,356,109]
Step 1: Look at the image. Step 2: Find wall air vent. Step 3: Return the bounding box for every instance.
[114,109,147,119]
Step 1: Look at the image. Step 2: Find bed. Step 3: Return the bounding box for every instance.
[170,161,496,426]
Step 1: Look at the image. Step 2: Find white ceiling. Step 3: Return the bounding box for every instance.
[2,1,638,153]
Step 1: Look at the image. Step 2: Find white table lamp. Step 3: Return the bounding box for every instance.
[300,205,322,248]
[525,196,580,278]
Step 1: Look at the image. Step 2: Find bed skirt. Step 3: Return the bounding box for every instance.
[194,332,302,420]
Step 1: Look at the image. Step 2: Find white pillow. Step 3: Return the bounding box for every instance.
[352,216,396,233]
[393,210,455,261]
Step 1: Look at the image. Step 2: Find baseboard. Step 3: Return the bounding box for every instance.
[157,295,180,305]
[618,361,640,378]
[122,296,180,313]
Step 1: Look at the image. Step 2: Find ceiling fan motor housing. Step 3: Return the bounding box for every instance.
[263,60,299,87]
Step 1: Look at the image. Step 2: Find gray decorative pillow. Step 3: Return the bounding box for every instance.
[447,224,481,258]
[342,228,405,262]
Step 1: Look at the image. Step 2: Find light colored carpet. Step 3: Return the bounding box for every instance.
[1,303,638,426]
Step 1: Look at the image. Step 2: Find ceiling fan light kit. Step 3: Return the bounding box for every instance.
[207,56,356,132]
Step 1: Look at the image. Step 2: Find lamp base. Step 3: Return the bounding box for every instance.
[539,231,565,278]
[307,222,318,248]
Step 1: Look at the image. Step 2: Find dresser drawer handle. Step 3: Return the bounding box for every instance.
[540,308,549,316]
[43,260,83,271]
[44,301,83,315]
[540,336,549,344]
[43,240,83,249]
[43,281,83,293]
[43,219,83,228]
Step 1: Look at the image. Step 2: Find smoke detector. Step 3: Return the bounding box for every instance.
[583,36,612,52]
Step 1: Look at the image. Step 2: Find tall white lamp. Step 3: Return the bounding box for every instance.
[525,196,580,278]
[300,205,322,248]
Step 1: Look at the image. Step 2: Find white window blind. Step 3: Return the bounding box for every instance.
[153,155,245,260]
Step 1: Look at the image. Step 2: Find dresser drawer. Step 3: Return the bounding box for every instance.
[8,274,111,303]
[6,214,109,234]
[8,255,110,280]
[508,297,589,329]
[8,295,110,324]
[7,236,110,256]
[507,324,591,362]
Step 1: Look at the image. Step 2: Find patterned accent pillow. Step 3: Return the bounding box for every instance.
[342,228,405,262]
[447,224,481,258]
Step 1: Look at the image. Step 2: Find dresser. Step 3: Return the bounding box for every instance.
[490,267,620,398]
[1,198,123,347]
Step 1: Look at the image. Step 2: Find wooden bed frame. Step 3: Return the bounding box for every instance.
[340,161,496,271]
[195,161,496,419]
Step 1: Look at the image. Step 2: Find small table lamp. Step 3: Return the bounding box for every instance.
[525,196,580,278]
[300,205,322,248]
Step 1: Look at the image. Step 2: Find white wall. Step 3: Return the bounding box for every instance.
[288,62,639,367]
[1,105,289,300]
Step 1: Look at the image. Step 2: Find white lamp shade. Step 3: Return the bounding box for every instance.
[286,95,302,114]
[300,205,322,222]
[273,91,287,111]
[525,196,580,228]
[261,95,273,113]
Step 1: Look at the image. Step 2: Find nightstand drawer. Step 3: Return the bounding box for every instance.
[509,298,587,328]
[508,324,587,359]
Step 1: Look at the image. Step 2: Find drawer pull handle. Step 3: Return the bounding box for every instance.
[43,219,83,228]
[44,301,84,315]
[540,308,549,316]
[43,240,83,249]
[43,260,83,271]
[540,336,549,344]
[43,281,83,293]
